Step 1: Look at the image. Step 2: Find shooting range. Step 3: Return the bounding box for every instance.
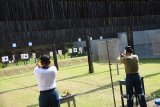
[0,0,160,107]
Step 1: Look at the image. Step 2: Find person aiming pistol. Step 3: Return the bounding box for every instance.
[34,55,60,107]
[120,46,147,107]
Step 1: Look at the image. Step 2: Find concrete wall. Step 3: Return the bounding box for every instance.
[118,29,160,59]
[74,29,160,59]
[133,29,160,58]
[73,39,110,60]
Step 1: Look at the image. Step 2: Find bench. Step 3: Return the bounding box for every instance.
[60,94,77,107]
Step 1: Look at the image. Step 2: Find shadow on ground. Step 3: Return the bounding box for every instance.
[0,84,37,94]
[27,104,38,107]
[151,89,160,98]
[57,70,108,82]
[0,73,32,82]
[144,72,160,78]
[79,80,119,95]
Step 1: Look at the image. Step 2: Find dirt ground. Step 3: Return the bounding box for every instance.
[147,100,159,107]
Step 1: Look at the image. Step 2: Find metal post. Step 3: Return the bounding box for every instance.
[52,44,59,70]
[86,36,94,73]
[106,41,116,107]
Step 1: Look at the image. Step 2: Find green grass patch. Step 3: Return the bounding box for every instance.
[0,58,160,107]
[0,56,88,77]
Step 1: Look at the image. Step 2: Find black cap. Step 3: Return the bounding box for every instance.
[125,46,133,53]
[40,55,50,65]
[125,46,131,49]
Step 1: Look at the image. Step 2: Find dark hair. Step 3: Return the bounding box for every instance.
[40,55,51,65]
[125,46,133,53]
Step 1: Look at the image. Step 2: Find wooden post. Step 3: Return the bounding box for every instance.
[127,26,135,54]
[52,44,59,70]
[86,36,94,73]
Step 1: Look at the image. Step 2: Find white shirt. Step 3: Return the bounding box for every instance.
[34,66,57,91]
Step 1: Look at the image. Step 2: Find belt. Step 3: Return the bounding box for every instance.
[40,88,55,93]
[126,73,139,76]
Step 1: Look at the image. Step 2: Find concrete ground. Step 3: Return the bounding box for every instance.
[147,100,160,107]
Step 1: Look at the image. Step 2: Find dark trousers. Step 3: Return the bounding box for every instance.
[39,88,60,107]
[126,74,147,107]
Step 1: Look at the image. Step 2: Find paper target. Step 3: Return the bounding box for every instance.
[12,43,17,48]
[58,50,62,55]
[21,54,29,59]
[2,56,9,62]
[79,47,83,52]
[32,53,36,58]
[68,48,72,53]
[73,48,78,53]
[49,52,53,57]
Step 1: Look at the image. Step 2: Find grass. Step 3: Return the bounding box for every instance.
[0,58,160,107]
[0,54,85,69]
[0,59,36,69]
[0,57,88,77]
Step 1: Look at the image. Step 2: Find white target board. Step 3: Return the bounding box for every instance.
[150,34,160,55]
[78,38,81,41]
[12,43,17,48]
[79,47,83,52]
[2,56,9,62]
[100,36,103,39]
[32,53,36,58]
[21,54,29,60]
[12,55,15,61]
[28,42,32,46]
[58,50,62,55]
[73,48,78,53]
[49,52,53,57]
[68,48,72,53]
[97,39,120,63]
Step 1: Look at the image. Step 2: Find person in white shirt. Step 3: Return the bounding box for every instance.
[34,55,60,107]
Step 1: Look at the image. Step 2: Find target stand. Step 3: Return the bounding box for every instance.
[1,56,9,68]
[21,54,29,65]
